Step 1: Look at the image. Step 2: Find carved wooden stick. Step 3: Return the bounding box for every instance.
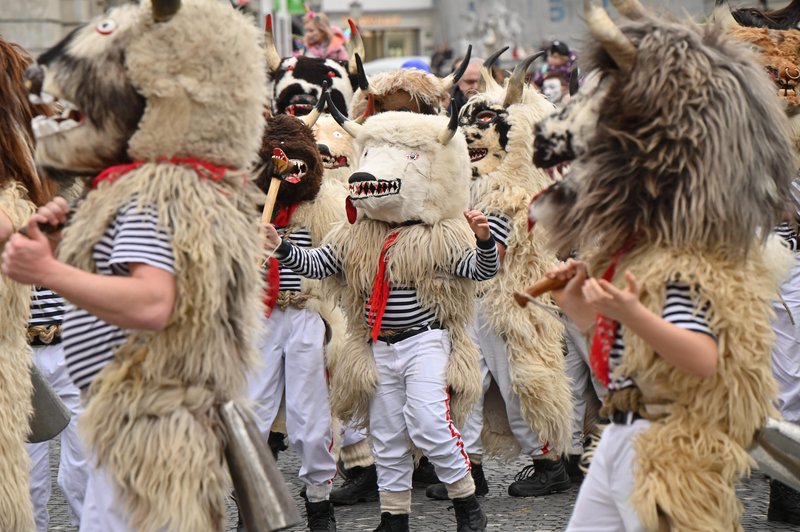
[513,277,568,307]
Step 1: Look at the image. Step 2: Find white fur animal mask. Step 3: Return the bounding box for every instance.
[326,94,470,225]
[314,115,356,184]
[27,0,267,178]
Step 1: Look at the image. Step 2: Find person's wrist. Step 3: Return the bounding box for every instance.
[38,255,63,288]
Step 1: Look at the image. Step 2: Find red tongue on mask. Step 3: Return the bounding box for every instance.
[346,196,358,224]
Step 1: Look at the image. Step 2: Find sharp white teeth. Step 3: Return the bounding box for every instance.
[32,116,58,139]
[40,92,55,104]
[28,94,42,105]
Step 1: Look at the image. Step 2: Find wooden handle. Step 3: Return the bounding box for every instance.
[513,277,568,307]
[261,177,282,225]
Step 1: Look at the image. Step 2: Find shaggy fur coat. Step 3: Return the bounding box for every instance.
[602,242,789,531]
[468,86,572,457]
[0,182,35,531]
[54,1,267,530]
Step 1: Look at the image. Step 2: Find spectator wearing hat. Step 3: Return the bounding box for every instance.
[532,40,576,88]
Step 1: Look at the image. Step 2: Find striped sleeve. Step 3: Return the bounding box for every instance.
[775,222,799,252]
[487,213,512,249]
[661,283,715,339]
[108,202,175,274]
[451,237,499,281]
[277,241,342,279]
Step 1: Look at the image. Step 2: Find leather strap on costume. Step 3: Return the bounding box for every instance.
[589,239,637,387]
[263,204,298,317]
[600,387,671,422]
[366,231,399,342]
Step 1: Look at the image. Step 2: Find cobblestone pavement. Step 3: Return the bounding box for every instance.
[47,441,799,531]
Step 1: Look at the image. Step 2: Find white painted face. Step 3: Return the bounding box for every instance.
[533,71,608,169]
[348,143,433,224]
[542,78,563,104]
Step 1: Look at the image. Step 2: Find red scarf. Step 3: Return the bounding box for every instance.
[366,232,399,342]
[91,157,233,189]
[589,239,636,387]
[263,204,298,317]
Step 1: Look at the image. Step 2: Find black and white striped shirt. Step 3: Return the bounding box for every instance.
[609,282,714,390]
[28,287,65,327]
[62,199,175,390]
[277,235,499,330]
[487,213,512,249]
[775,222,799,252]
[276,227,312,292]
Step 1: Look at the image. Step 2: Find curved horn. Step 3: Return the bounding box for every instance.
[502,51,544,108]
[347,19,366,76]
[478,46,508,94]
[355,53,370,92]
[264,14,282,73]
[585,0,636,73]
[569,67,580,96]
[610,0,646,20]
[710,0,739,29]
[325,91,362,138]
[301,81,329,128]
[153,0,181,22]
[442,44,473,91]
[437,101,460,145]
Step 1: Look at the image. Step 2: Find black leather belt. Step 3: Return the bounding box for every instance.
[611,410,643,425]
[375,322,442,345]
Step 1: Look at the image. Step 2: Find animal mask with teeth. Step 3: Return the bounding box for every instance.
[326,93,470,225]
[256,113,323,206]
[314,115,356,184]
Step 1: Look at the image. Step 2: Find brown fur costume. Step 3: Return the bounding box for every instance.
[32,1,268,529]
[349,69,449,120]
[0,36,56,530]
[463,72,571,457]
[530,1,796,529]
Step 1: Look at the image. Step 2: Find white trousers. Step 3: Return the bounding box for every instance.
[80,458,140,532]
[369,328,471,492]
[248,307,336,491]
[341,422,369,448]
[460,303,546,456]
[772,256,800,423]
[564,318,606,452]
[567,419,650,531]
[26,343,87,531]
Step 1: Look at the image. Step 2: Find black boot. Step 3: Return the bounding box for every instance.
[330,464,379,505]
[768,479,800,525]
[268,431,288,460]
[373,512,410,532]
[565,454,584,483]
[425,464,489,500]
[306,500,336,532]
[412,456,441,486]
[507,458,571,497]
[452,494,487,532]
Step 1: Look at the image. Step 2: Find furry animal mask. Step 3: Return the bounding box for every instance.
[349,48,472,120]
[26,0,267,178]
[459,50,552,180]
[255,113,323,207]
[265,15,362,116]
[314,115,356,183]
[327,94,469,225]
[530,0,795,260]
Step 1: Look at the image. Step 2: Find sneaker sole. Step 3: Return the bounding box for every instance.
[507,479,572,498]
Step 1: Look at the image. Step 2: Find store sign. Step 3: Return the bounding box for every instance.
[273,0,305,14]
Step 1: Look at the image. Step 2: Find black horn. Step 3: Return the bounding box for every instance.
[355,53,369,92]
[437,100,460,145]
[324,91,362,137]
[478,46,509,93]
[153,0,181,22]
[569,67,580,96]
[503,51,544,108]
[442,44,473,90]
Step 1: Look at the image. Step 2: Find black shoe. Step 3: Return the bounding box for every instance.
[373,512,410,532]
[507,458,571,497]
[306,500,336,532]
[268,431,288,460]
[425,464,489,500]
[565,454,584,483]
[412,456,441,486]
[452,494,487,532]
[768,479,800,525]
[330,464,379,506]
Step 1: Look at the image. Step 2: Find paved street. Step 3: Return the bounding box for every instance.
[46,441,799,531]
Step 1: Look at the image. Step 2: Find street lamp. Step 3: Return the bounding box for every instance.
[349,0,363,24]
